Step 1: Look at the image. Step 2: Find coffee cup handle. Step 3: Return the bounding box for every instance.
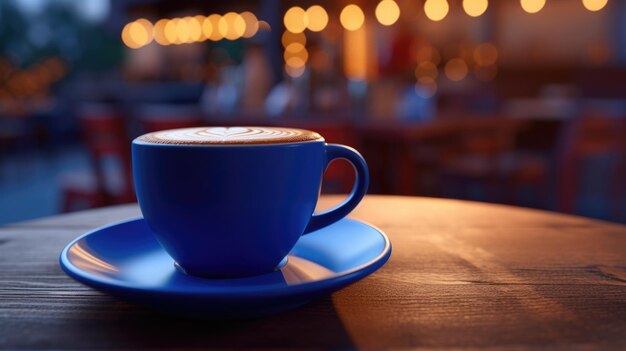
[303,143,369,234]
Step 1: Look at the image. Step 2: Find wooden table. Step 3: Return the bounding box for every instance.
[1,195,625,350]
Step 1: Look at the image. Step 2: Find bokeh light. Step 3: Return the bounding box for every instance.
[424,0,449,22]
[473,43,498,66]
[161,19,177,44]
[187,16,203,42]
[282,31,307,47]
[306,5,329,32]
[153,19,170,45]
[415,61,439,79]
[240,11,259,38]
[284,6,308,33]
[444,58,468,81]
[375,0,401,26]
[463,0,488,17]
[286,64,306,78]
[258,20,272,32]
[285,42,306,54]
[521,0,545,13]
[340,4,365,31]
[218,12,246,40]
[205,14,223,41]
[415,77,437,99]
[582,0,608,12]
[122,19,153,48]
[284,46,309,62]
[176,18,191,43]
[121,23,140,49]
[416,46,442,65]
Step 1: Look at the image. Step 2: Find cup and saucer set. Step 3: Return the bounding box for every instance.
[60,127,391,318]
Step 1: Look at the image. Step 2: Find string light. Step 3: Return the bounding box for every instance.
[121,23,141,49]
[375,0,401,26]
[306,5,329,32]
[219,12,246,40]
[444,58,468,81]
[175,18,191,43]
[473,43,498,66]
[164,19,180,44]
[340,4,365,31]
[284,47,309,63]
[582,0,608,11]
[240,12,259,38]
[282,31,306,48]
[152,19,169,45]
[205,14,223,41]
[520,0,545,14]
[463,0,488,17]
[424,0,449,22]
[284,6,308,33]
[187,16,203,42]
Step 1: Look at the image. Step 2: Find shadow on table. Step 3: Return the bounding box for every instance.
[72,296,356,349]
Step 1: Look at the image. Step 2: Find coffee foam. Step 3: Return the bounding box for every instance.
[136,126,324,145]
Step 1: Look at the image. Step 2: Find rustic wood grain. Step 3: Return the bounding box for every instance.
[1,195,625,350]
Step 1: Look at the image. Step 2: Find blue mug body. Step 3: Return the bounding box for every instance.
[132,135,368,277]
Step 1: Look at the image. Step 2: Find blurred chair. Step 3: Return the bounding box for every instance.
[60,104,134,212]
[280,119,358,193]
[556,115,626,221]
[438,118,548,205]
[136,104,203,133]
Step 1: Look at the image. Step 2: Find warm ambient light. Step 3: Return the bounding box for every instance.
[122,19,153,49]
[285,63,305,78]
[424,0,449,22]
[282,31,306,47]
[219,12,246,40]
[306,5,328,32]
[473,43,498,66]
[205,14,223,41]
[164,19,180,44]
[582,0,608,11]
[284,6,308,33]
[340,4,365,31]
[375,0,401,26]
[122,11,261,48]
[284,47,309,63]
[463,0,488,17]
[444,58,468,81]
[415,61,438,80]
[520,0,545,13]
[153,19,170,45]
[285,42,305,54]
[175,18,191,43]
[187,17,203,42]
[240,12,259,38]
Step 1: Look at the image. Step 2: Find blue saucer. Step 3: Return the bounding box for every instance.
[60,218,391,319]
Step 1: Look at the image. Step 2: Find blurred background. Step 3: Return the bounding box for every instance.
[0,0,625,224]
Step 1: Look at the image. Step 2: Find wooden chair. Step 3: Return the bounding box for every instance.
[556,115,626,221]
[437,118,547,204]
[61,105,135,212]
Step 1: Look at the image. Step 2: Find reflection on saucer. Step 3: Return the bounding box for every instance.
[280,256,336,285]
[68,243,118,276]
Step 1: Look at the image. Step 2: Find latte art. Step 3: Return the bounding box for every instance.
[137,127,324,145]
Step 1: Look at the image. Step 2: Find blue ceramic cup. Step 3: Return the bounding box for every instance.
[132,126,369,277]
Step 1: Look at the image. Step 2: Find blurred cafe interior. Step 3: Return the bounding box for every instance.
[0,0,625,224]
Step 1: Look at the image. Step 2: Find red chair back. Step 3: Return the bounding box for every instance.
[79,106,134,204]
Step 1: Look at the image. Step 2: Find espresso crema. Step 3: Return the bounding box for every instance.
[136,126,324,145]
